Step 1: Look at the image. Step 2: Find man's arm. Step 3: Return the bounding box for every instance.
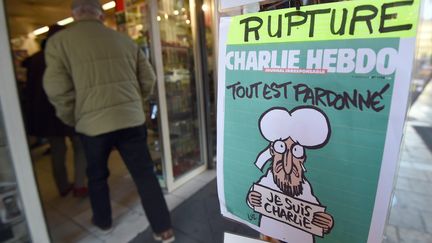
[43,40,76,127]
[137,48,156,101]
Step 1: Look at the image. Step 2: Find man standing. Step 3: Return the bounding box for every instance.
[43,0,173,241]
[23,25,88,198]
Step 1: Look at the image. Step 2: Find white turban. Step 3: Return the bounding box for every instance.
[255,106,331,170]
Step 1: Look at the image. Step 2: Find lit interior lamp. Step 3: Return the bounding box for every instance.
[202,4,209,12]
[173,10,179,15]
[102,1,116,10]
[164,13,169,19]
[157,16,161,21]
[30,1,116,38]
[33,26,49,36]
[57,17,74,26]
[186,19,191,25]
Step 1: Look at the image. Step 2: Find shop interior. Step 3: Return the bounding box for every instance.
[3,0,216,242]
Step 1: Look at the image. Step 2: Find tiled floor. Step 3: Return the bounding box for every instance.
[31,144,216,243]
[130,179,258,243]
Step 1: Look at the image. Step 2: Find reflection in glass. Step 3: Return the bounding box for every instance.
[0,105,31,242]
[125,0,165,182]
[202,0,217,166]
[158,0,203,179]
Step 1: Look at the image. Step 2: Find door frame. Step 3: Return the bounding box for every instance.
[0,1,50,242]
[148,0,209,192]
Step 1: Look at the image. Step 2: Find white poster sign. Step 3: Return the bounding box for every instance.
[252,184,326,237]
[217,1,420,243]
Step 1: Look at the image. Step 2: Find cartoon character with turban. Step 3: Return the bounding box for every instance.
[247,106,334,243]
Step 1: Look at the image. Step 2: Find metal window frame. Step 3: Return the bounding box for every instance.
[149,0,208,192]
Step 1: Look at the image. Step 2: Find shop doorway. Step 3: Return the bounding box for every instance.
[3,0,215,242]
[4,2,143,242]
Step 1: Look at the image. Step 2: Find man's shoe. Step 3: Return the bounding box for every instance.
[153,229,175,243]
[73,187,88,198]
[91,219,112,234]
[59,185,73,197]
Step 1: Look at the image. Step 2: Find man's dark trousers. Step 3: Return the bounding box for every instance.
[80,125,171,233]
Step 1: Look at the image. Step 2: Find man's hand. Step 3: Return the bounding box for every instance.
[312,212,334,234]
[247,191,262,208]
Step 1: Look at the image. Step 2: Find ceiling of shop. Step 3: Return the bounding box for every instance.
[5,0,112,38]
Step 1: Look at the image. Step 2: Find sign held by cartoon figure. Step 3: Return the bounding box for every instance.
[247,107,333,241]
[251,184,326,237]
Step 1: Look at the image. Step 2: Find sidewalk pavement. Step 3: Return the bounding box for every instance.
[132,81,432,243]
[383,81,432,243]
[130,179,258,243]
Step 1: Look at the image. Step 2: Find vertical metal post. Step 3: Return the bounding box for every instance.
[190,0,210,171]
[213,0,220,123]
[148,0,175,191]
[194,0,214,168]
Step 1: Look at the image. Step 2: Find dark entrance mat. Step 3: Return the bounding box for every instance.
[413,126,432,152]
[129,179,258,243]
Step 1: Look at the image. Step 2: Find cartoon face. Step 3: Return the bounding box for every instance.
[249,107,334,240]
[270,137,306,197]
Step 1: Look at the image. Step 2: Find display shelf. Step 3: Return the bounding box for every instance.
[161,42,189,48]
[165,90,191,97]
[172,152,202,178]
[168,110,193,122]
[169,119,197,135]
[161,45,189,51]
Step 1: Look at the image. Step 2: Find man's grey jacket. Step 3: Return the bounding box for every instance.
[43,19,155,136]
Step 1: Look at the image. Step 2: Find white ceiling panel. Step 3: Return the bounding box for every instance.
[5,0,112,38]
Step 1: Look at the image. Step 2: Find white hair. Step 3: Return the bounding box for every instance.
[72,4,103,20]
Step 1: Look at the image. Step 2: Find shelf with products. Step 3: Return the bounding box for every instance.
[164,70,197,122]
[169,118,201,179]
[172,152,202,178]
[157,0,206,181]
[163,70,199,174]
[161,44,189,51]
[171,136,198,158]
[168,110,194,123]
[169,116,198,142]
[165,76,192,92]
[166,90,194,111]
[124,0,151,48]
[147,129,163,177]
[147,121,164,183]
[169,116,197,133]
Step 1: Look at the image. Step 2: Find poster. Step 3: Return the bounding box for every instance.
[216,1,420,243]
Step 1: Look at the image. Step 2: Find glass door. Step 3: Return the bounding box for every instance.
[0,104,33,243]
[156,0,208,189]
[125,0,208,191]
[0,0,50,241]
[124,0,168,186]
